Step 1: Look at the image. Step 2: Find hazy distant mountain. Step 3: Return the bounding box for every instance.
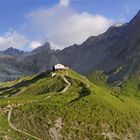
[0,48,26,81]
[15,42,60,73]
[0,47,24,56]
[1,11,140,83]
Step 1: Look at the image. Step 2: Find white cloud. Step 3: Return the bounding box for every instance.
[0,0,114,51]
[0,30,29,51]
[0,1,112,51]
[29,41,42,49]
[27,5,113,49]
[59,0,70,7]
[0,30,43,51]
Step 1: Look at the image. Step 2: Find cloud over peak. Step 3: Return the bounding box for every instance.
[0,0,113,51]
[27,4,113,49]
[0,30,29,51]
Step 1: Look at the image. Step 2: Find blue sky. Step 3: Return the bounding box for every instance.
[0,0,139,50]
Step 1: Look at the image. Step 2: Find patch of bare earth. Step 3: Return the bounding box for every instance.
[123,130,136,140]
[100,123,120,140]
[49,117,63,140]
[2,135,13,140]
[101,132,120,140]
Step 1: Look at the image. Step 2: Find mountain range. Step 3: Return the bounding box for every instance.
[1,11,140,83]
[0,10,140,140]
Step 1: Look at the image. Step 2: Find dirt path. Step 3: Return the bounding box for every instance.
[60,76,71,93]
[8,107,42,140]
[44,75,71,100]
[80,75,90,88]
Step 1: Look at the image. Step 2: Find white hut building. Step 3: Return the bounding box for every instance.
[52,64,68,71]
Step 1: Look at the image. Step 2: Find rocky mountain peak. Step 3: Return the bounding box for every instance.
[129,10,140,26]
[32,42,51,53]
[44,42,50,47]
[134,10,140,19]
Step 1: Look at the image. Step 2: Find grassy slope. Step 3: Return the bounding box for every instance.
[0,70,140,140]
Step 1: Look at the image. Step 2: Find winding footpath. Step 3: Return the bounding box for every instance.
[60,76,71,93]
[80,75,90,88]
[8,107,42,140]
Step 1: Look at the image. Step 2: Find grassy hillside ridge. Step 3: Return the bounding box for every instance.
[0,71,67,98]
[0,70,139,139]
[88,70,108,86]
